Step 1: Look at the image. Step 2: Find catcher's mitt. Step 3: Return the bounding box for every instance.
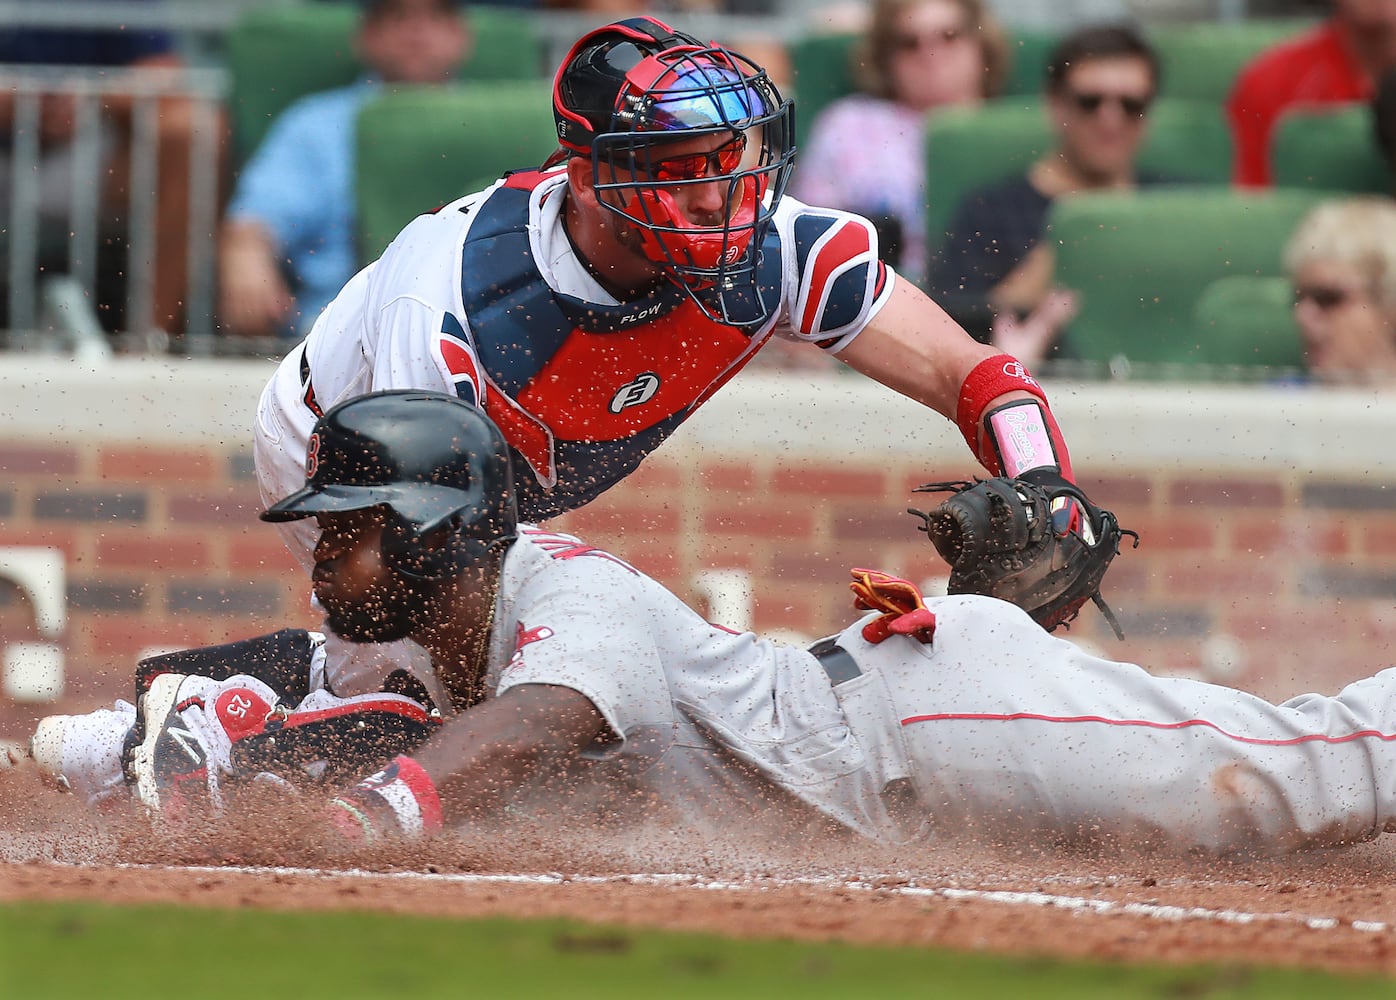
[909,477,1138,638]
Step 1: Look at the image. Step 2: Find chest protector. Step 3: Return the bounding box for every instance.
[455,170,785,521]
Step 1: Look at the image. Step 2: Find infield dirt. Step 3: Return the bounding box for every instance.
[4,762,1396,977]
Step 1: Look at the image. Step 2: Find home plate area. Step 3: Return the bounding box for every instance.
[4,765,1396,978]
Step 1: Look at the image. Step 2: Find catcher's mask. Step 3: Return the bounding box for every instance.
[261,390,518,581]
[552,16,795,324]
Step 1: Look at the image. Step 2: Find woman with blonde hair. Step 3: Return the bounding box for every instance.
[1283,196,1396,385]
[791,0,1008,282]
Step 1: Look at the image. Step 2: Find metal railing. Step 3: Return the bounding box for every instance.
[0,63,227,351]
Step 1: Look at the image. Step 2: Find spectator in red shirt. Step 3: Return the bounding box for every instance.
[1228,0,1396,188]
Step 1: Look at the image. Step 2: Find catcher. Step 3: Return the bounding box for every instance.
[23,391,1396,857]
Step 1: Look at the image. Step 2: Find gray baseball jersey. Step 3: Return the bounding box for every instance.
[482,527,1396,854]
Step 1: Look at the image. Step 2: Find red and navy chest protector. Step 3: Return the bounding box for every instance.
[451,171,783,521]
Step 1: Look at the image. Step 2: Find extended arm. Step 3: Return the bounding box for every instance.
[837,277,1075,484]
[327,683,608,842]
[416,683,607,820]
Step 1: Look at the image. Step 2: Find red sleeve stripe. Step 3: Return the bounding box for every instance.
[901,711,1396,747]
[437,333,483,405]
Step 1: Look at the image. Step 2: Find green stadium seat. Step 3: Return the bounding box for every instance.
[1190,275,1304,371]
[924,97,1232,254]
[788,32,858,142]
[226,4,544,166]
[1047,187,1326,373]
[1001,29,1056,98]
[354,82,559,262]
[1150,19,1316,102]
[1271,104,1390,194]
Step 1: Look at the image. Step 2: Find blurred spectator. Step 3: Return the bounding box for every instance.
[0,0,203,335]
[1372,65,1396,192]
[1228,0,1396,189]
[927,23,1175,359]
[219,0,472,342]
[790,0,1008,281]
[1283,195,1396,384]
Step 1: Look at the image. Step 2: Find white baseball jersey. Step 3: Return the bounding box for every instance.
[478,527,1396,854]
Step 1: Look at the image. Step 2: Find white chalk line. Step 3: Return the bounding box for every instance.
[96,861,1390,937]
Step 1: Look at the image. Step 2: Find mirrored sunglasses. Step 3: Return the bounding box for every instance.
[624,135,748,182]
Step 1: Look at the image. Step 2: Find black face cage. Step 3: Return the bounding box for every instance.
[589,47,797,326]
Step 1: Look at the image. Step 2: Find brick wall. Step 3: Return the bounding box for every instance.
[2,358,1394,740]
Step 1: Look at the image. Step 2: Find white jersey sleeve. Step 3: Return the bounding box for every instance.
[304,191,494,410]
[489,531,678,745]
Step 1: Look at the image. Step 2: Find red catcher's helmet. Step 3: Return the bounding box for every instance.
[552,17,795,325]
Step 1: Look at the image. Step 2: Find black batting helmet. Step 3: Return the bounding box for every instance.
[261,390,518,579]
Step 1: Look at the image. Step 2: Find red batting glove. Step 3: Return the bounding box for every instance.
[326,755,443,847]
[849,568,937,644]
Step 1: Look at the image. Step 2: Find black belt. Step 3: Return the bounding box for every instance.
[810,636,861,686]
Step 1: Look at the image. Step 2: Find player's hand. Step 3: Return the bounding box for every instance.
[218,221,295,338]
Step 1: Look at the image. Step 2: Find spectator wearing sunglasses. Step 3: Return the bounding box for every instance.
[1229,0,1396,189]
[790,0,1009,282]
[1283,196,1396,384]
[928,23,1177,362]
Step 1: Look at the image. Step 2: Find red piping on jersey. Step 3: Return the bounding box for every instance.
[438,332,558,484]
[279,699,437,730]
[900,711,1396,747]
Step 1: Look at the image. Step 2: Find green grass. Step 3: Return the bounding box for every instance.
[0,901,1389,999]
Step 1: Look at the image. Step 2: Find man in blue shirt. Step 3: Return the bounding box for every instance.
[218,0,472,342]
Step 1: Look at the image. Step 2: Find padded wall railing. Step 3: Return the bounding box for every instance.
[0,64,226,344]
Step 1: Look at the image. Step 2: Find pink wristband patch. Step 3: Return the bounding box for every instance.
[987,400,1060,478]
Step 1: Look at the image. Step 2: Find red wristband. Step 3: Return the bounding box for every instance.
[954,354,1073,482]
[328,754,444,845]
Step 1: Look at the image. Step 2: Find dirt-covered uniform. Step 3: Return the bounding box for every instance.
[48,525,1396,854]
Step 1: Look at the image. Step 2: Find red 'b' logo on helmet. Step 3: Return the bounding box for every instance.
[306,432,322,479]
